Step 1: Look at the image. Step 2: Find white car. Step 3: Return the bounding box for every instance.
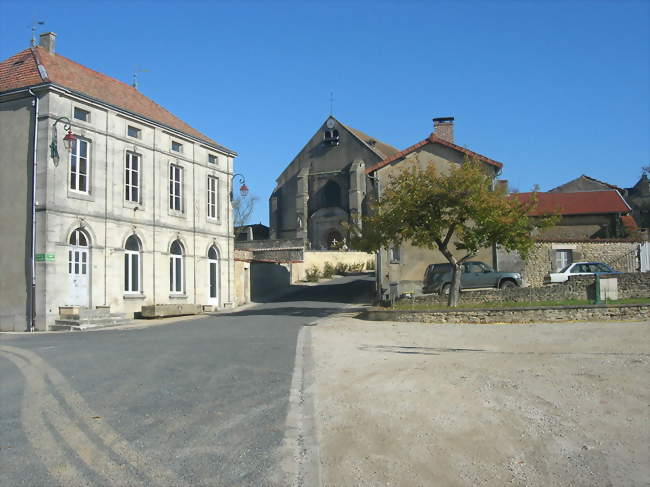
[548,262,619,283]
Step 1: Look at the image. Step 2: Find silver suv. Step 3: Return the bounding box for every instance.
[423,261,522,295]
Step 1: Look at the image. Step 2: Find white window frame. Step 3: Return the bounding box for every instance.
[554,249,572,272]
[169,164,183,212]
[207,175,219,220]
[69,138,90,194]
[124,236,142,294]
[171,140,183,153]
[125,152,141,203]
[389,245,401,263]
[170,242,185,294]
[208,154,218,165]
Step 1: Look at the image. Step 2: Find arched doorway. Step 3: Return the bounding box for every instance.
[68,228,90,306]
[208,246,220,307]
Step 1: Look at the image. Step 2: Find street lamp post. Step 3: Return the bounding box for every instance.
[49,116,77,166]
[230,173,249,201]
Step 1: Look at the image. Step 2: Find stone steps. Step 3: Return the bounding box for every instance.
[51,309,132,331]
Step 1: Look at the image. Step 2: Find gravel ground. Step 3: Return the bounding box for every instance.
[310,318,650,487]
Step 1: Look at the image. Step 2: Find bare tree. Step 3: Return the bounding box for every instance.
[232,194,259,228]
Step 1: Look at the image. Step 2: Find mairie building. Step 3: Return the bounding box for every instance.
[0,32,237,331]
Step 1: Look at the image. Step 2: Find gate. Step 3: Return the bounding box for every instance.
[640,242,650,272]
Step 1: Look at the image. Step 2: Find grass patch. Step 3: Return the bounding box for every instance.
[391,297,650,311]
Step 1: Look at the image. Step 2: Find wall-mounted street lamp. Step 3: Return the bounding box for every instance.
[230,173,249,201]
[49,116,77,167]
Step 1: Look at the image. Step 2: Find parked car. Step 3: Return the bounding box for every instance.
[422,261,522,295]
[547,262,619,283]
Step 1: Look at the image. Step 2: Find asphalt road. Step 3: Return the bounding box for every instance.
[0,275,373,487]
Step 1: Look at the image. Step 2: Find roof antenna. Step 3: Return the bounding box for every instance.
[329,91,334,116]
[132,67,149,90]
[30,20,45,47]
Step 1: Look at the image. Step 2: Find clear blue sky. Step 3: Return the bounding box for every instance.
[2,0,648,225]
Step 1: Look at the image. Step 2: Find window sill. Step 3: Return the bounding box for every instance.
[168,209,186,218]
[67,191,94,202]
[169,294,187,299]
[123,294,146,300]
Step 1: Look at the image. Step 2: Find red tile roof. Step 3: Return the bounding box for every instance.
[0,47,232,152]
[365,133,503,174]
[511,190,631,216]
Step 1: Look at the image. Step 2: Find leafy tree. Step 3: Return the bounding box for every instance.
[232,194,259,228]
[352,159,556,307]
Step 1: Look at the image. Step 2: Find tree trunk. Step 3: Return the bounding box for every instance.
[448,262,463,307]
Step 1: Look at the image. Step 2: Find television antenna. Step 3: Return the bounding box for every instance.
[30,20,45,47]
[132,67,150,90]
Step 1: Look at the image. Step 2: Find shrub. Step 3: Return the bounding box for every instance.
[349,262,365,273]
[305,265,320,282]
[335,262,349,275]
[322,261,335,279]
[366,259,375,270]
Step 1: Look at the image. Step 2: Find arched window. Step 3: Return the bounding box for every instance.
[323,180,341,208]
[124,235,142,293]
[68,228,89,275]
[208,246,219,303]
[170,240,184,294]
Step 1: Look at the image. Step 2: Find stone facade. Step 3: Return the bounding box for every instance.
[0,39,236,331]
[361,304,649,324]
[269,116,398,249]
[499,241,643,288]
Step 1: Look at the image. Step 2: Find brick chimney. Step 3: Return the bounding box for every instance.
[39,32,56,54]
[432,117,454,143]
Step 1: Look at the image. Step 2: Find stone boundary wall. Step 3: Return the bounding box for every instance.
[235,238,304,251]
[303,251,374,273]
[360,304,650,324]
[412,272,650,305]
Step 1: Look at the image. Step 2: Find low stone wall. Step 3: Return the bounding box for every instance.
[360,304,650,324]
[235,238,304,251]
[252,247,303,262]
[303,251,374,273]
[413,272,650,305]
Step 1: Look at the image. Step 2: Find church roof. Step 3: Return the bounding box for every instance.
[336,120,400,160]
[0,46,234,153]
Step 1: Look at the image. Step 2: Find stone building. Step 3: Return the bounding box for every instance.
[269,116,398,249]
[500,190,645,286]
[0,33,237,331]
[365,118,504,295]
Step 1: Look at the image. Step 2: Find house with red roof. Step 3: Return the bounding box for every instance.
[365,117,504,296]
[0,32,237,331]
[499,190,646,286]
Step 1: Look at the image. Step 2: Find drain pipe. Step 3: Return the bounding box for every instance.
[28,89,39,332]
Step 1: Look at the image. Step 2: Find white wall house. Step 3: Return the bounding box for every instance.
[0,33,237,330]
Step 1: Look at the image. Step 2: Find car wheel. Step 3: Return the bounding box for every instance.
[499,280,516,290]
[440,283,451,295]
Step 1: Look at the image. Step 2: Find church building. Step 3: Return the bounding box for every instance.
[269,116,398,249]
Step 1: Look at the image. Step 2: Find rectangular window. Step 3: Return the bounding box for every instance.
[170,255,183,293]
[208,154,218,165]
[127,125,141,139]
[73,107,90,122]
[207,175,219,219]
[69,138,90,193]
[389,245,401,263]
[554,249,572,272]
[171,141,183,153]
[169,164,183,211]
[124,252,140,293]
[125,152,141,203]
